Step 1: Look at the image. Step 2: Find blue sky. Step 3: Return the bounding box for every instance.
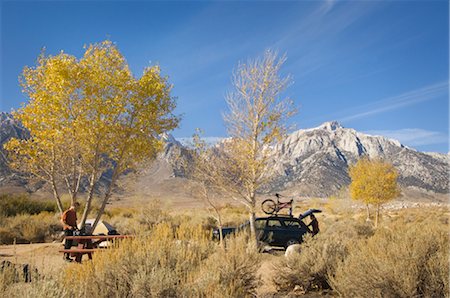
[1,0,448,152]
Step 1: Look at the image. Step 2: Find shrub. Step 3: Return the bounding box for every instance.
[188,233,261,297]
[0,227,16,244]
[0,194,56,217]
[136,200,172,228]
[3,223,261,298]
[60,222,215,297]
[0,212,60,244]
[330,222,449,298]
[272,220,373,294]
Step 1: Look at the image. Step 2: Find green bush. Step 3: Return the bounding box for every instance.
[0,194,56,217]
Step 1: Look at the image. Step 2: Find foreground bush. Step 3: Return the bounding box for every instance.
[2,223,260,298]
[272,221,373,293]
[330,222,449,298]
[188,234,261,297]
[60,222,212,297]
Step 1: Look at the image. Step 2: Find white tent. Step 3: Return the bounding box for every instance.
[80,219,118,236]
[62,220,119,247]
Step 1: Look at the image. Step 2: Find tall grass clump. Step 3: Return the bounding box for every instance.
[0,212,60,244]
[187,233,261,297]
[272,220,373,294]
[0,194,56,217]
[6,222,261,298]
[60,222,212,297]
[330,222,449,298]
[0,263,17,294]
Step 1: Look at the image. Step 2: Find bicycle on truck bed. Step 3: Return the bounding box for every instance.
[261,193,293,216]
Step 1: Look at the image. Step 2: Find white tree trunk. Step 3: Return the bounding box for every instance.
[249,210,257,244]
[375,204,380,228]
[51,179,63,215]
[80,171,97,230]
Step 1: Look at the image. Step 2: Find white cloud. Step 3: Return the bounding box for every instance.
[365,128,448,147]
[339,81,448,122]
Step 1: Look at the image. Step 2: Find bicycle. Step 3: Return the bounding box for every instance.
[261,193,293,216]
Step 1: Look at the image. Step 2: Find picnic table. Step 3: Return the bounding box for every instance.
[59,235,133,263]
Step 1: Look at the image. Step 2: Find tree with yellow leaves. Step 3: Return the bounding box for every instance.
[5,41,179,231]
[349,158,400,227]
[193,51,296,242]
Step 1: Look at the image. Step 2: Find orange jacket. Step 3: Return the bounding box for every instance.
[61,209,77,230]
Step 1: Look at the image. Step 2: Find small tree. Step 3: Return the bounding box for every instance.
[209,50,296,241]
[189,130,228,248]
[349,158,400,227]
[5,41,179,230]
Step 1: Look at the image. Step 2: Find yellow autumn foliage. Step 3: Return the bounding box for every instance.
[349,158,400,206]
[5,40,179,225]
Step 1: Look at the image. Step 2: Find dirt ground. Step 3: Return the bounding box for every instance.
[0,242,287,297]
[0,242,68,276]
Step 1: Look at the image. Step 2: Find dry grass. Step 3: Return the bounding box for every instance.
[1,222,261,298]
[1,197,448,297]
[330,222,449,297]
[0,213,60,244]
[272,220,374,294]
[271,206,449,297]
[187,233,261,297]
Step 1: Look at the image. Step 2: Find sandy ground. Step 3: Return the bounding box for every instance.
[0,241,287,296]
[0,242,68,276]
[0,241,288,297]
[257,253,280,296]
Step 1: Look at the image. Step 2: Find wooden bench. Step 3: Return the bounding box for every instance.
[59,249,98,253]
[60,235,133,263]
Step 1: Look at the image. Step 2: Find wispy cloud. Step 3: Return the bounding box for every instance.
[365,128,448,147]
[338,81,448,122]
[276,1,384,80]
[318,0,337,15]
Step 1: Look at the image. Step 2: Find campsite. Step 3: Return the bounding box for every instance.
[0,194,448,297]
[1,1,449,297]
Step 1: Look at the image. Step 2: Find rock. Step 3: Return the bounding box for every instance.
[285,244,302,258]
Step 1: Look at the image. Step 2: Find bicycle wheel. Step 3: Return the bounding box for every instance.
[261,199,277,215]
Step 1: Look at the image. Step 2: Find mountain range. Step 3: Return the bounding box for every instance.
[0,112,448,200]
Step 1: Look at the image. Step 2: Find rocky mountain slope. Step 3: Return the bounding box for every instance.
[0,112,28,190]
[150,121,448,198]
[0,112,448,198]
[267,121,448,196]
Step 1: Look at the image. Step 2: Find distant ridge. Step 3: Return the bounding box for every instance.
[0,113,448,199]
[265,121,448,196]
